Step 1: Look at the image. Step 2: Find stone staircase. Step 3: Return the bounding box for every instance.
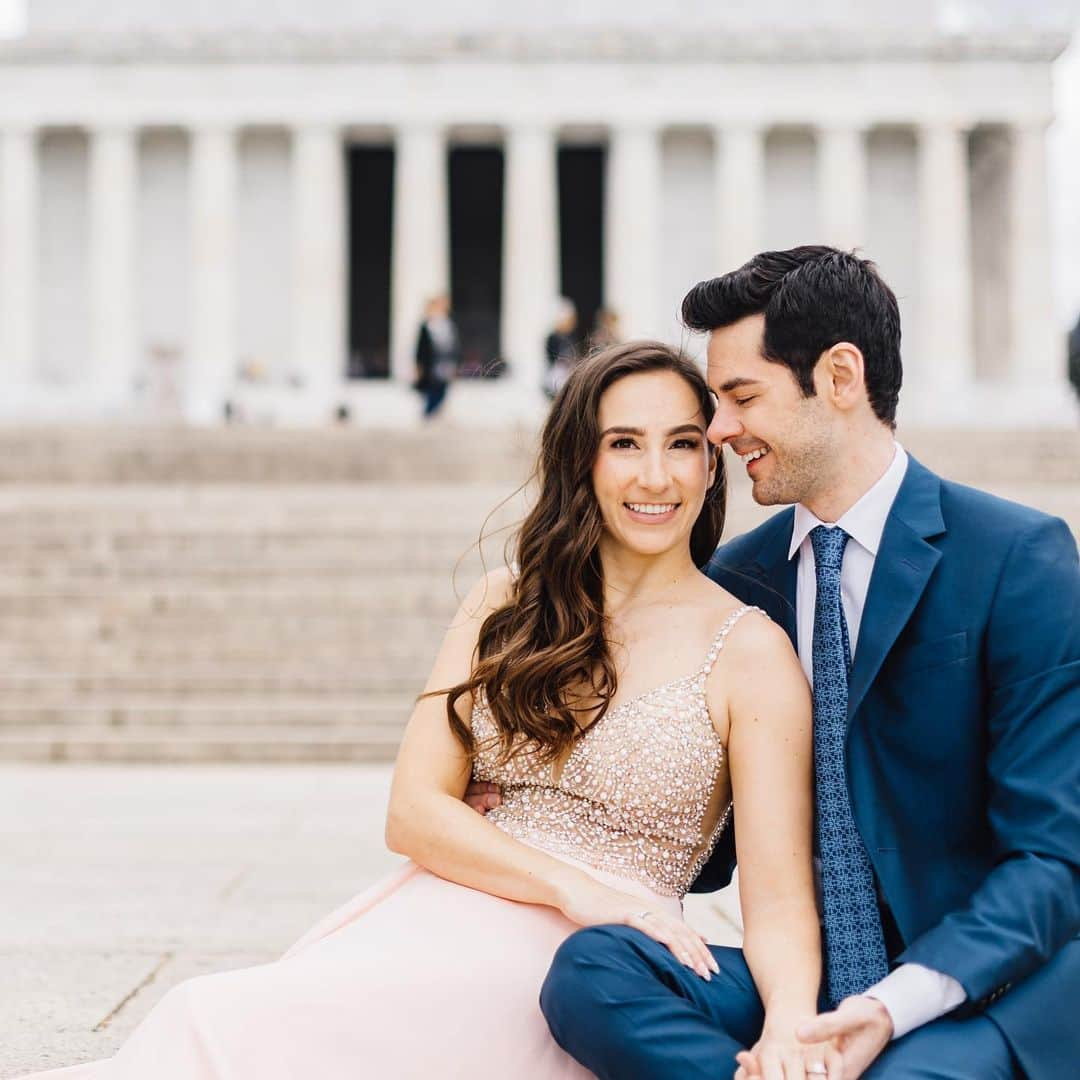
[0,426,1076,762]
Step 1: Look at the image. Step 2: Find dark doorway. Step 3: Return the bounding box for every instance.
[449,146,504,377]
[558,146,605,349]
[347,146,394,378]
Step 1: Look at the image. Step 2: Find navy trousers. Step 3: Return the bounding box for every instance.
[540,926,1018,1080]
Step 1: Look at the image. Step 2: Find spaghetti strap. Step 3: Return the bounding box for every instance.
[700,604,765,677]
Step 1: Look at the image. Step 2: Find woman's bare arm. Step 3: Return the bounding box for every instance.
[712,613,821,1024]
[385,568,592,907]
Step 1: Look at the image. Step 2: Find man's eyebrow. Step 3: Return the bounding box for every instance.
[716,378,763,393]
[600,423,706,438]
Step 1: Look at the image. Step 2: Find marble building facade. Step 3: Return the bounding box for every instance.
[0,3,1075,427]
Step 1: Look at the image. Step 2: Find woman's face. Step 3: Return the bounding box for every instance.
[591,370,714,561]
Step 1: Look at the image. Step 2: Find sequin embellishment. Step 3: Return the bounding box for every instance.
[471,605,763,897]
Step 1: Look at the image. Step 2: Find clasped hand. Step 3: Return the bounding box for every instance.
[734,995,894,1080]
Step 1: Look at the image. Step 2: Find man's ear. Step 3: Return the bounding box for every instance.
[821,342,865,411]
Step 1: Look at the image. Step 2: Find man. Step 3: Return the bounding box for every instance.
[535,247,1080,1078]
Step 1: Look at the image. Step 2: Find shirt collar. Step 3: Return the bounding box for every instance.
[788,443,909,560]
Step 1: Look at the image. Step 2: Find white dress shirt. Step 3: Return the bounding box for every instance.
[789,443,966,1039]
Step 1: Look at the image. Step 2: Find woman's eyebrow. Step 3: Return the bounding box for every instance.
[600,423,705,438]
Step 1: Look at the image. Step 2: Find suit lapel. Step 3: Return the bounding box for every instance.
[846,457,945,725]
[744,509,799,648]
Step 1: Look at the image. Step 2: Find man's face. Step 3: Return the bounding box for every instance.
[705,314,836,507]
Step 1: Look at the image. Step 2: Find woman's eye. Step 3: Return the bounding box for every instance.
[671,438,701,450]
[735,396,757,407]
[610,438,636,449]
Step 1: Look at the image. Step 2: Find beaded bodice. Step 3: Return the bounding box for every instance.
[471,605,761,898]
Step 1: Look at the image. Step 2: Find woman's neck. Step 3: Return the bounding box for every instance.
[598,542,698,620]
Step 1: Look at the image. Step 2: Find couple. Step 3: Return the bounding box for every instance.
[25,247,1078,1080]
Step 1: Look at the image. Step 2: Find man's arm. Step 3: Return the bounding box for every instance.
[896,516,1080,997]
[801,516,1080,1076]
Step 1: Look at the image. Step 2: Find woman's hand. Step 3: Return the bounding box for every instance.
[555,874,719,981]
[734,1019,842,1080]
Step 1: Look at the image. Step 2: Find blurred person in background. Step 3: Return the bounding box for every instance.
[1069,310,1080,403]
[544,298,579,399]
[413,293,461,420]
[590,307,622,351]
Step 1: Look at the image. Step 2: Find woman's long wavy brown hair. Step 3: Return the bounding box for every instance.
[442,340,727,766]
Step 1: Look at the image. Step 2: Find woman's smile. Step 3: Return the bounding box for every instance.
[623,501,681,524]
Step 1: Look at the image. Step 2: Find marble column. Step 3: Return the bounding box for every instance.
[716,126,764,273]
[390,125,449,384]
[1009,120,1062,387]
[818,125,867,251]
[291,124,346,411]
[501,126,558,398]
[605,125,661,339]
[187,125,237,424]
[917,122,975,392]
[0,127,39,409]
[89,125,138,411]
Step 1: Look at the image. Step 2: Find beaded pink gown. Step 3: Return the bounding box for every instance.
[22,607,755,1080]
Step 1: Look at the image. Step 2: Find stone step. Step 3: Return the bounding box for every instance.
[0,427,539,485]
[0,665,425,691]
[0,645,442,670]
[0,613,447,643]
[0,671,425,696]
[0,532,494,564]
[0,725,403,763]
[0,696,414,729]
[0,585,464,617]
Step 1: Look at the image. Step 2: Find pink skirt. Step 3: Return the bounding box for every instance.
[20,854,683,1079]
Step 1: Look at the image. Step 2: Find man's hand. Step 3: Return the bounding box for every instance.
[463,780,502,815]
[796,995,894,1079]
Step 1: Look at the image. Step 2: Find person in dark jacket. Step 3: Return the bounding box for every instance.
[414,294,461,419]
[544,299,579,399]
[1068,311,1080,402]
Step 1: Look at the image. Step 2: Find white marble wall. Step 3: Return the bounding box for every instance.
[38,130,89,387]
[0,36,1072,427]
[659,130,715,359]
[236,129,291,386]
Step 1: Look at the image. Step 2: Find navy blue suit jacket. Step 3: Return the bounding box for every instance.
[695,455,1080,1078]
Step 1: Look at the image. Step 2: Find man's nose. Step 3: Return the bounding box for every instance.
[707,407,742,447]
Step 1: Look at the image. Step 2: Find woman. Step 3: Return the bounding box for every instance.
[23,342,825,1079]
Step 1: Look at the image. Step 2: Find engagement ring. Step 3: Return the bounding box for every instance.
[807,1065,828,1076]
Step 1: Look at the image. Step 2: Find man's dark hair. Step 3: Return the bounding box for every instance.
[682,246,903,428]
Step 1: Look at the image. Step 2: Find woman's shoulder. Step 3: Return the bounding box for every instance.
[458,565,516,619]
[692,577,787,658]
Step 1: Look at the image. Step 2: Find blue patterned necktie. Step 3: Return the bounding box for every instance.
[810,525,889,1006]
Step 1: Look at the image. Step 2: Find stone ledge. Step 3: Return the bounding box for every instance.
[0,29,1071,65]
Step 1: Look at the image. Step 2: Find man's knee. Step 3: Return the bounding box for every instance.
[540,925,647,1038]
[863,1016,1017,1080]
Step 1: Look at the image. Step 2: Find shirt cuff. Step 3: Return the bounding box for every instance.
[864,963,967,1040]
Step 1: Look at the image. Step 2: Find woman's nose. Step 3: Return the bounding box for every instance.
[638,452,670,491]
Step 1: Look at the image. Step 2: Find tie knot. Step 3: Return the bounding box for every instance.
[810,525,849,573]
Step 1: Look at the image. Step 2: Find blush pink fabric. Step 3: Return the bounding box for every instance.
[22,855,683,1079]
